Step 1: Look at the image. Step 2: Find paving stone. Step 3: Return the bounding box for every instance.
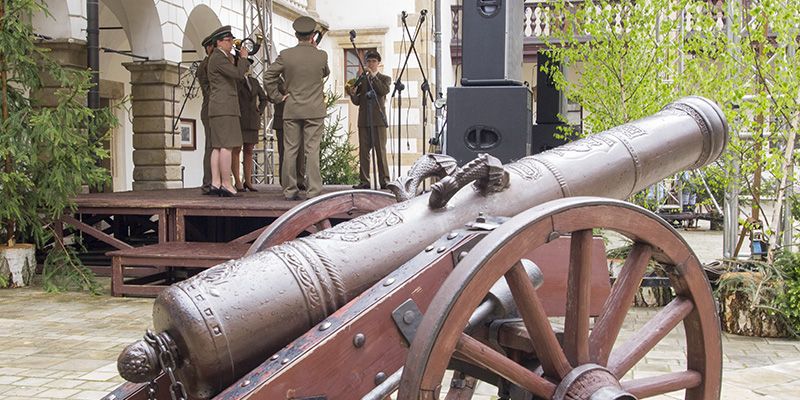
[11,377,55,387]
[1,385,48,396]
[42,379,84,389]
[75,380,122,391]
[38,388,81,398]
[0,376,23,385]
[69,389,111,399]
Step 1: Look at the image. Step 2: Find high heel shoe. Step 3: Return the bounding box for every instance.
[209,186,222,196]
[235,185,246,192]
[218,186,240,197]
[243,183,259,192]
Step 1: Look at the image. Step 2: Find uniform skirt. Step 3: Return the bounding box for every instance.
[242,129,259,145]
[208,116,243,148]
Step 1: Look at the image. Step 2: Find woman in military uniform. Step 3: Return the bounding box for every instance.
[206,26,249,196]
[234,60,268,192]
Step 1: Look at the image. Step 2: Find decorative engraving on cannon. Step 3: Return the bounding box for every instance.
[504,158,544,181]
[314,202,409,241]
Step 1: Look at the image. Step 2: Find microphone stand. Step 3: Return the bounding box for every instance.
[400,10,435,158]
[391,11,426,176]
[349,35,388,189]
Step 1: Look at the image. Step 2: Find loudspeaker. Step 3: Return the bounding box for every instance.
[445,86,533,166]
[536,51,563,124]
[461,0,523,86]
[531,123,569,155]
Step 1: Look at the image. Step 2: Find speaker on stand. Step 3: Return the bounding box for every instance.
[460,0,523,86]
[445,0,531,165]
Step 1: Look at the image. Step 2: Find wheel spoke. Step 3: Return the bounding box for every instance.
[622,370,702,398]
[315,219,332,231]
[589,243,653,365]
[455,333,556,398]
[608,297,694,378]
[505,261,572,379]
[563,229,593,366]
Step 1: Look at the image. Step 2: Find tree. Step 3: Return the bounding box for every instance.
[543,0,686,136]
[544,0,800,261]
[0,0,115,292]
[320,89,359,185]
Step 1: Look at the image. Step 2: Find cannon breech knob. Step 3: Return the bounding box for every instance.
[117,339,160,383]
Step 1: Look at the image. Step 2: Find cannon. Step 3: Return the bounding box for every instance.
[107,96,727,400]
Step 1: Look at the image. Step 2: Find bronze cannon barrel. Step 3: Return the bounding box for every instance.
[117,96,728,398]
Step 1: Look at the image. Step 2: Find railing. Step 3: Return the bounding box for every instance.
[450,0,729,61]
[450,0,582,46]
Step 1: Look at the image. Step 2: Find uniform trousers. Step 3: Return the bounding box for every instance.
[358,125,389,187]
[282,118,324,198]
[276,127,305,187]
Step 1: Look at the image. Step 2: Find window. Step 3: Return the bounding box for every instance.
[344,48,377,82]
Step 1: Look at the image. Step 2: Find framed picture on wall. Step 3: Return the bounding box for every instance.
[179,118,196,150]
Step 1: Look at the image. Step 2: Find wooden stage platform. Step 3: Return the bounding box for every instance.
[60,184,367,296]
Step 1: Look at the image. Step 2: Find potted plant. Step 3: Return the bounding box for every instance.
[1,1,112,291]
[716,259,791,338]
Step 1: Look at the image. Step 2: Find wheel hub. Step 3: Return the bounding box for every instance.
[553,364,636,400]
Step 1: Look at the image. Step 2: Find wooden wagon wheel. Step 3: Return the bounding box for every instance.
[245,189,397,255]
[399,197,721,400]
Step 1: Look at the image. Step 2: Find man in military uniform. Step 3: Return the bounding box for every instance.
[347,50,391,189]
[264,16,330,200]
[196,34,215,194]
[207,25,249,197]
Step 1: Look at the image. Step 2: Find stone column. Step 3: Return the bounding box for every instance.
[35,40,87,108]
[123,61,182,191]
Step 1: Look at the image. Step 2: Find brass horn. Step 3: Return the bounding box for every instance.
[234,33,262,54]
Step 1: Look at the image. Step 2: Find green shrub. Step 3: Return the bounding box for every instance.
[775,251,800,336]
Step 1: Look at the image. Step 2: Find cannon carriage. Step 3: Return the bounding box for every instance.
[106,96,727,400]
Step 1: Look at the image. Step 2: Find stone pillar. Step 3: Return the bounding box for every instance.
[123,61,183,191]
[35,40,87,108]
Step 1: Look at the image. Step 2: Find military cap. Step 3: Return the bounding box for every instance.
[365,50,381,62]
[201,34,213,47]
[293,16,317,34]
[209,25,234,42]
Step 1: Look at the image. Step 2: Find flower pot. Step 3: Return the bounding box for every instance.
[718,272,790,338]
[0,243,36,288]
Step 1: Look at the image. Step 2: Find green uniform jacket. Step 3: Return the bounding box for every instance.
[238,76,268,131]
[264,42,330,120]
[207,48,249,117]
[196,56,210,120]
[349,71,391,127]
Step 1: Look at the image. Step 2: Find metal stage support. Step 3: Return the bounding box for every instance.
[244,0,276,184]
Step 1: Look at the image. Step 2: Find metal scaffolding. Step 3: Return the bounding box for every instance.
[243,0,277,184]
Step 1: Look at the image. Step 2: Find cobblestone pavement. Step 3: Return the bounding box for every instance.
[1,225,799,399]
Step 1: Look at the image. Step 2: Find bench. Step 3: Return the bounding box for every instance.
[108,242,250,297]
